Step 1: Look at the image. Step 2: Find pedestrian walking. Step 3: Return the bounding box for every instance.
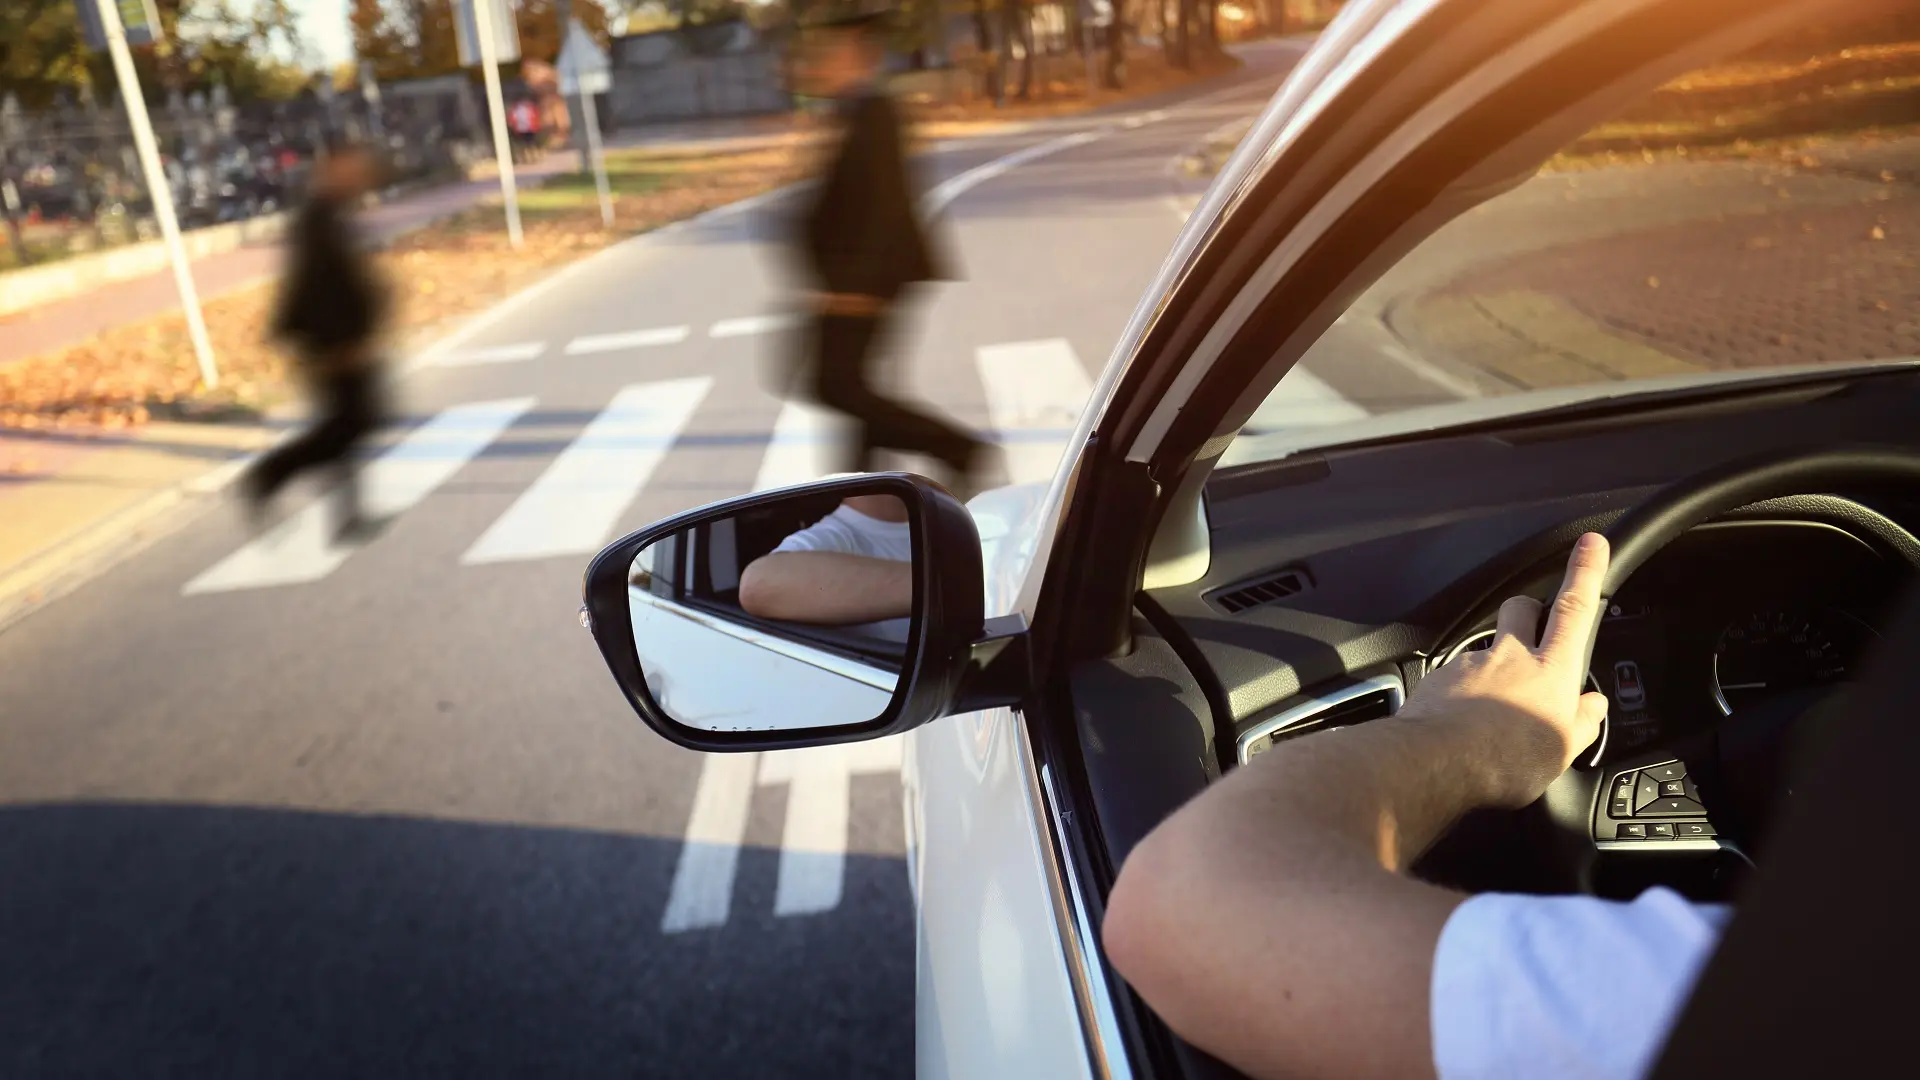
[244,136,390,543]
[509,98,542,163]
[786,10,987,490]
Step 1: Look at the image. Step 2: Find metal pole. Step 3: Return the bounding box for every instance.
[474,0,522,248]
[1082,0,1098,97]
[94,0,219,389]
[579,85,612,228]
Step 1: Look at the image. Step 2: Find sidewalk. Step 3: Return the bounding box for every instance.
[0,152,585,374]
[1369,136,1920,393]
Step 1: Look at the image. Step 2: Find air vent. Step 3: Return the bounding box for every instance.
[1237,675,1405,764]
[1206,567,1311,614]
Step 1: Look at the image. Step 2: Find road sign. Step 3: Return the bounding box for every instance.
[454,0,521,67]
[76,0,163,51]
[557,19,613,96]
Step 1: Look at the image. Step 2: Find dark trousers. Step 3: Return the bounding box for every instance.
[808,312,979,475]
[249,367,380,523]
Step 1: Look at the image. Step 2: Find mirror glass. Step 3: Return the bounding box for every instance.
[626,487,917,733]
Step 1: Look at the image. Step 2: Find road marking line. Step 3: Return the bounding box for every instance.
[1242,366,1370,431]
[182,397,534,596]
[710,314,799,339]
[1380,339,1486,400]
[976,338,1096,486]
[761,737,905,918]
[564,325,691,356]
[434,342,547,367]
[925,129,1104,212]
[751,399,847,493]
[463,377,712,565]
[660,751,761,934]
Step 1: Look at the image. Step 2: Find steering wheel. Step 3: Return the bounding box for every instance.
[1538,446,1920,889]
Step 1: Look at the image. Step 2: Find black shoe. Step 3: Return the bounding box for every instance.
[333,513,392,546]
[238,472,272,537]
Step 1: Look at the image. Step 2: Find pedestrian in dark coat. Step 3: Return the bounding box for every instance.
[789,11,987,486]
[245,137,389,542]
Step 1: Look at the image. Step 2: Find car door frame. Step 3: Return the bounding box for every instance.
[974,0,1835,1077]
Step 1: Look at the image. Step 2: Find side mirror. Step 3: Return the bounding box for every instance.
[581,473,1003,752]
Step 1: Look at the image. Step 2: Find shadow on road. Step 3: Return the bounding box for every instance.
[0,802,913,1079]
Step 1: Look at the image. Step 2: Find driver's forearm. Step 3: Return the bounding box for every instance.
[737,551,912,624]
[1105,715,1504,1080]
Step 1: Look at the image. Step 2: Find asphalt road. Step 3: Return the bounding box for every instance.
[0,41,1344,1079]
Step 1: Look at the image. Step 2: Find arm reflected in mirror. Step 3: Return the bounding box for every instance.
[738,494,914,626]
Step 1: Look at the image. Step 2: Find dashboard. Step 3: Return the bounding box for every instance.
[1064,369,1920,894]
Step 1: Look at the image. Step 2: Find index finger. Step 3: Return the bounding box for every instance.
[1537,532,1610,663]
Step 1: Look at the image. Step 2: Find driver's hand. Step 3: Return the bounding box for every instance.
[1403,531,1612,808]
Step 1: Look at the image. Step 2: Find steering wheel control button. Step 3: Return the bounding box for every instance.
[1634,777,1662,812]
[1611,798,1633,818]
[1646,762,1687,782]
[1641,796,1708,817]
[1659,780,1687,797]
[1648,823,1677,839]
[1675,821,1716,838]
[1617,823,1648,839]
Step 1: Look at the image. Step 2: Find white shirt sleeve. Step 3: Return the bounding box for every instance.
[772,505,913,562]
[1431,887,1731,1080]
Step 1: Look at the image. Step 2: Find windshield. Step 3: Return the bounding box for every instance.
[1225,7,1920,469]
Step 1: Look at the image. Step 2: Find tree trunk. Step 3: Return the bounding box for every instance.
[1171,0,1192,68]
[1004,0,1034,99]
[1104,5,1127,89]
[974,0,1004,106]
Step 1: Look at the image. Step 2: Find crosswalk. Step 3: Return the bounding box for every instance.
[180,337,1121,599]
[463,377,712,565]
[180,331,1368,930]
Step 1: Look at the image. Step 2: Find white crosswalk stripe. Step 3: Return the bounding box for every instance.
[975,338,1096,486]
[564,325,690,356]
[710,313,799,339]
[751,399,847,493]
[182,397,534,596]
[660,736,904,933]
[463,377,712,565]
[660,751,761,934]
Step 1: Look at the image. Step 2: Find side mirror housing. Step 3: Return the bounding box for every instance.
[581,473,999,752]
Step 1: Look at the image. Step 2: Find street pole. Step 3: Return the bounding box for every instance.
[561,17,614,229]
[93,0,219,389]
[579,81,612,228]
[474,0,523,248]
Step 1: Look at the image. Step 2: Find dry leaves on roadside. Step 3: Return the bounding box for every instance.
[0,146,812,434]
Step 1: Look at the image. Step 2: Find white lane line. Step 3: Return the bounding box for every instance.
[660,751,762,934]
[182,397,534,596]
[1380,339,1486,400]
[434,342,547,367]
[976,338,1096,486]
[751,399,846,493]
[760,737,905,918]
[925,129,1104,213]
[564,325,691,356]
[710,314,799,339]
[462,377,712,565]
[1242,366,1370,430]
